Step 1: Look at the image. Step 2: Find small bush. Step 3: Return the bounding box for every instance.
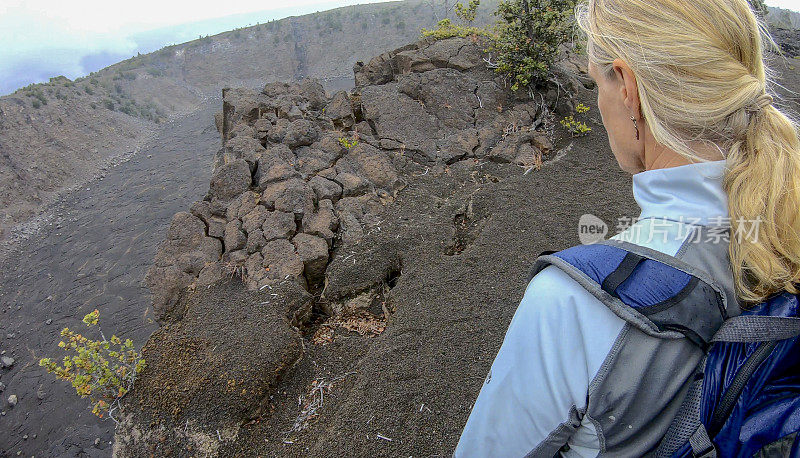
[32,99,41,109]
[455,0,481,24]
[84,85,94,95]
[103,99,115,110]
[39,309,145,420]
[420,18,494,40]
[338,135,359,150]
[560,103,592,136]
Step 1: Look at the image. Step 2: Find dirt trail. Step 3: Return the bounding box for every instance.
[0,103,220,457]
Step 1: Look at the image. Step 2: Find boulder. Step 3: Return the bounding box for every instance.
[241,205,268,234]
[209,159,251,202]
[262,210,297,241]
[334,142,403,193]
[335,172,371,197]
[189,200,226,239]
[295,146,338,177]
[283,119,320,148]
[261,239,305,284]
[300,77,328,110]
[266,118,290,143]
[309,176,343,202]
[246,229,267,254]
[324,91,355,129]
[218,136,265,172]
[224,220,247,252]
[301,200,339,246]
[292,233,329,283]
[261,178,315,217]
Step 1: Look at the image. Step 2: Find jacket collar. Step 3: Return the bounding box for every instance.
[632,160,729,226]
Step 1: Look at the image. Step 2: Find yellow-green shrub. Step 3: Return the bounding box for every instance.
[39,309,145,420]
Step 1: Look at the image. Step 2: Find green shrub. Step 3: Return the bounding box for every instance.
[421,1,493,40]
[39,309,146,419]
[84,85,94,95]
[103,99,115,110]
[490,0,578,91]
[560,103,592,136]
[338,135,358,149]
[32,99,41,109]
[420,18,494,39]
[455,0,481,24]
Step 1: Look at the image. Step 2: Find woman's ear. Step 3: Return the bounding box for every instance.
[612,58,641,119]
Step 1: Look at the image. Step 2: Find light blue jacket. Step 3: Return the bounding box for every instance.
[455,160,730,457]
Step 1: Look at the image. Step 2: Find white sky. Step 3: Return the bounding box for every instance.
[0,1,392,59]
[768,0,800,9]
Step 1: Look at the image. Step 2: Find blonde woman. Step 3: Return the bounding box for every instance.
[455,0,800,456]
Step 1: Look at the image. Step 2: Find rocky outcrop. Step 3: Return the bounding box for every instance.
[146,36,586,324]
[119,35,589,456]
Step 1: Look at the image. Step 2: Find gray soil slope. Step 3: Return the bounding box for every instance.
[0,104,220,456]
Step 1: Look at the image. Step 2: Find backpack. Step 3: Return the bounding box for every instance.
[529,239,800,457]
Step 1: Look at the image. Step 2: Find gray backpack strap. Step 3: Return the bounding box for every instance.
[652,355,709,457]
[689,424,718,458]
[711,315,800,342]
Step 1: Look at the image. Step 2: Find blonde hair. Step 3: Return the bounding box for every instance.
[575,0,800,302]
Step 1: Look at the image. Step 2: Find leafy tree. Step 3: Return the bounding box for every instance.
[490,0,578,91]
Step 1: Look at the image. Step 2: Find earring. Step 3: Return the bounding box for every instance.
[630,116,639,140]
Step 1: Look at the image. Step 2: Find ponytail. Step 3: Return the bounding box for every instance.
[724,101,800,302]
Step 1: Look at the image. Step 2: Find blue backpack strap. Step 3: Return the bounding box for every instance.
[530,239,728,347]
